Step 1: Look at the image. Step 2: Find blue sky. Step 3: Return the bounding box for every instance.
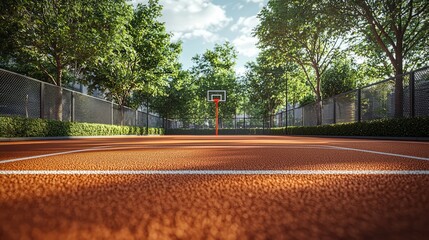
[130,0,268,75]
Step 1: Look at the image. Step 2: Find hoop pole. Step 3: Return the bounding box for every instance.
[214,99,219,136]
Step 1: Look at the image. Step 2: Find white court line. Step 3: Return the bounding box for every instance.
[0,145,332,164]
[0,146,113,164]
[325,145,429,161]
[1,170,429,175]
[329,140,429,145]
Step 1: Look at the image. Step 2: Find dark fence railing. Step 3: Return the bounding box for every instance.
[167,66,429,130]
[0,68,163,128]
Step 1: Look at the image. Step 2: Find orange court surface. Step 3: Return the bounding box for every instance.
[1,135,429,239]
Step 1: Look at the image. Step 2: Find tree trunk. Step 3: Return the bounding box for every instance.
[315,69,322,125]
[394,53,404,118]
[54,64,63,121]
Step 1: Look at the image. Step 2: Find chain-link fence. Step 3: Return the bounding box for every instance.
[167,66,429,130]
[270,66,429,127]
[0,68,163,128]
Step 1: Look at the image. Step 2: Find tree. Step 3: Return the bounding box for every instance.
[0,0,132,120]
[321,56,358,99]
[88,0,180,124]
[150,69,195,125]
[244,50,287,126]
[331,0,429,117]
[256,0,347,125]
[286,66,315,107]
[190,42,240,122]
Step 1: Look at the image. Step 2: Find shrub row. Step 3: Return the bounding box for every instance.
[285,117,429,137]
[165,117,429,137]
[0,116,164,138]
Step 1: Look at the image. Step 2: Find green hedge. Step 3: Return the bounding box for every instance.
[284,117,429,137]
[165,117,429,137]
[0,116,164,138]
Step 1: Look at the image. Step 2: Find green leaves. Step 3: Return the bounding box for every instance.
[321,56,358,98]
[88,0,180,110]
[189,42,239,119]
[256,0,347,121]
[244,49,288,118]
[0,0,133,86]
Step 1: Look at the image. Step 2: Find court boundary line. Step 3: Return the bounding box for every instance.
[1,170,429,175]
[0,146,113,164]
[325,145,429,161]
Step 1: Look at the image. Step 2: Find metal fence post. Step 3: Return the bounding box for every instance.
[244,115,246,130]
[410,71,415,117]
[40,82,44,119]
[285,109,288,130]
[262,118,265,134]
[357,89,362,122]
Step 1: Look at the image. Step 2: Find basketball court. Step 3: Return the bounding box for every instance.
[1,135,429,239]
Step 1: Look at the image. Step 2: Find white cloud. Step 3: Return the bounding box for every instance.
[173,29,222,43]
[233,35,259,57]
[230,15,259,34]
[157,0,232,43]
[231,15,260,57]
[245,0,266,8]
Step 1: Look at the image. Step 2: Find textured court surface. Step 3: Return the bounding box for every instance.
[1,136,429,239]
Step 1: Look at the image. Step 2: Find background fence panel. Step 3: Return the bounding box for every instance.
[335,90,357,123]
[149,114,163,128]
[74,93,112,124]
[137,111,148,127]
[0,70,41,118]
[123,107,136,126]
[414,67,429,117]
[303,103,318,126]
[0,69,164,128]
[361,80,395,121]
[294,108,303,126]
[402,74,411,118]
[322,98,335,125]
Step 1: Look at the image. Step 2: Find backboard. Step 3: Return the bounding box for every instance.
[207,90,226,102]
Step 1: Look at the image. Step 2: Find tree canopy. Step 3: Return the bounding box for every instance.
[0,0,132,87]
[255,0,348,124]
[190,42,240,120]
[87,0,180,109]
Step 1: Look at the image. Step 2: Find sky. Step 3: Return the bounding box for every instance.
[130,0,269,75]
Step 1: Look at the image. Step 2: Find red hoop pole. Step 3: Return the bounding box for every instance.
[214,98,219,136]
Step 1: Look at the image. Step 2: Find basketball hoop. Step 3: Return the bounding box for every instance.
[207,90,226,136]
